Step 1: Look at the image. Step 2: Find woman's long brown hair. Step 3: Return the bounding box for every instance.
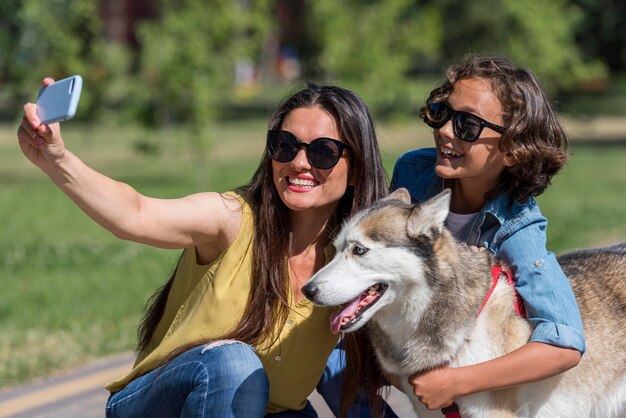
[136,84,388,385]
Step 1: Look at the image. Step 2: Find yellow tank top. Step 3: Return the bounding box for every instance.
[105,192,340,413]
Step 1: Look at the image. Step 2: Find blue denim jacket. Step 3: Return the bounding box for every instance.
[390,148,585,353]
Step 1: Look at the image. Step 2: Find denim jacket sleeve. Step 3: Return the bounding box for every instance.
[491,208,586,354]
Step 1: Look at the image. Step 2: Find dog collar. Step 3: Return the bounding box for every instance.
[477,266,526,318]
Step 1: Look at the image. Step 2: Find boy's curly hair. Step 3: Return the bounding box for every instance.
[421,53,569,202]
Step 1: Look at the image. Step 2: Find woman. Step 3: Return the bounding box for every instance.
[18,82,388,417]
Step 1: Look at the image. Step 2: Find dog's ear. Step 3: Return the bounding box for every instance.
[381,187,411,204]
[407,189,451,238]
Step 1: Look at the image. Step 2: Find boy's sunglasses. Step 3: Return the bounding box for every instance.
[422,101,505,142]
[267,130,348,169]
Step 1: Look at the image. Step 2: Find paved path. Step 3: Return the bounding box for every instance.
[0,352,414,418]
[0,353,134,418]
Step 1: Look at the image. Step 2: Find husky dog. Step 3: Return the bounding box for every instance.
[302,188,626,418]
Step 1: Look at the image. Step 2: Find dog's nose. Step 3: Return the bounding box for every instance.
[301,283,318,301]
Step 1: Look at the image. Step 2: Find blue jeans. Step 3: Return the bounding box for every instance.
[106,341,397,418]
[106,341,320,418]
[106,341,272,417]
[317,344,399,418]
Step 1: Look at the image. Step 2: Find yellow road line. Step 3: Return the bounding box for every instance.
[0,361,132,417]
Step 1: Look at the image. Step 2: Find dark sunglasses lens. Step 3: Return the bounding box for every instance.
[268,131,298,162]
[308,139,343,169]
[454,112,482,142]
[424,102,451,128]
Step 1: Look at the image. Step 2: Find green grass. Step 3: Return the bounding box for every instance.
[538,143,626,249]
[0,120,625,388]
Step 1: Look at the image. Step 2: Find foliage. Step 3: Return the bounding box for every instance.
[571,0,626,73]
[433,0,608,92]
[1,0,625,124]
[0,0,23,88]
[502,0,607,90]
[3,0,272,128]
[8,0,132,120]
[308,0,443,116]
[288,0,612,114]
[128,0,272,129]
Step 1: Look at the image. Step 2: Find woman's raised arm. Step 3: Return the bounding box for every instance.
[17,80,240,252]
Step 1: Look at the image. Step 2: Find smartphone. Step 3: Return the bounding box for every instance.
[36,75,83,124]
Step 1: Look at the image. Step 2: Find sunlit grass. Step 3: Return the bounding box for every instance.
[538,143,626,250]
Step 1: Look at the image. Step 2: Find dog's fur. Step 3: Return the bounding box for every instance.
[303,188,626,417]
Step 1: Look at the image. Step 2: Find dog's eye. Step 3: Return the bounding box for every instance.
[353,245,368,256]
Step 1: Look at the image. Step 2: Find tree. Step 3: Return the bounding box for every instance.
[10,0,126,119]
[571,0,626,73]
[130,0,272,129]
[308,0,443,116]
[0,0,24,90]
[434,0,607,92]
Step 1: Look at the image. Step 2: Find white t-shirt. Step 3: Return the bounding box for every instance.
[446,211,479,239]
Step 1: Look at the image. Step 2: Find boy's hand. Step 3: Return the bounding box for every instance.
[409,365,459,410]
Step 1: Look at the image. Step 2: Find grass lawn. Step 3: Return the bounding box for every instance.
[0,120,625,388]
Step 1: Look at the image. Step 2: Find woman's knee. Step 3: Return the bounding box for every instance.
[198,340,267,385]
[194,340,269,416]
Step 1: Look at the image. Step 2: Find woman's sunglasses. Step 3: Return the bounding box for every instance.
[267,130,348,169]
[422,101,505,142]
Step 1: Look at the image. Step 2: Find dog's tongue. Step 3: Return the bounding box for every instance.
[330,296,361,334]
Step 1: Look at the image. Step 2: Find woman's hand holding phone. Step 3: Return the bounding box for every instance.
[17,78,68,168]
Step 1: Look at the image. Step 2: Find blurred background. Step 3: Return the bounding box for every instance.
[1,0,625,395]
[2,0,626,126]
